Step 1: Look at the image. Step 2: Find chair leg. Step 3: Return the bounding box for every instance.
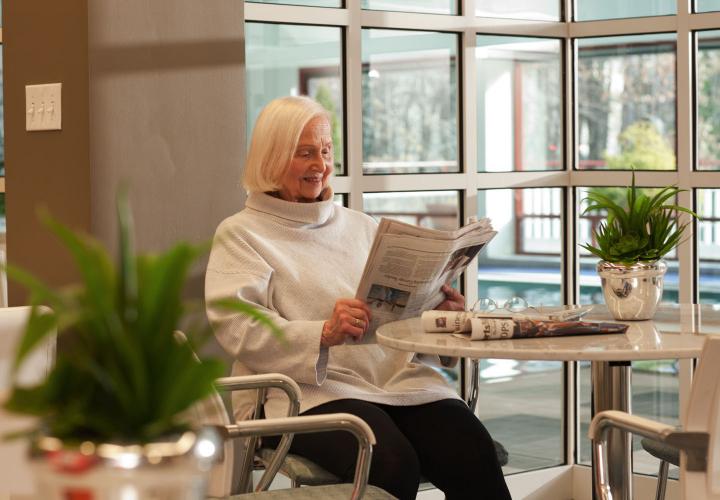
[655,460,669,500]
[291,478,301,488]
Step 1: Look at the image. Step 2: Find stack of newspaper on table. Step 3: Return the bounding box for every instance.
[354,217,497,343]
[421,306,628,341]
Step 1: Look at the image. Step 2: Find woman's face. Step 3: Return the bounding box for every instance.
[278,116,333,203]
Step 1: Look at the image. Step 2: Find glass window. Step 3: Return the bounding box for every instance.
[247,0,341,7]
[478,188,563,305]
[476,0,560,21]
[362,190,460,230]
[697,30,720,171]
[245,22,345,174]
[697,189,720,304]
[476,187,564,473]
[362,29,459,174]
[696,0,720,12]
[576,186,680,305]
[576,34,677,171]
[362,0,456,15]
[575,0,675,21]
[477,36,562,172]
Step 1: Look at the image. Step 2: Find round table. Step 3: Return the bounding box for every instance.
[376,304,720,500]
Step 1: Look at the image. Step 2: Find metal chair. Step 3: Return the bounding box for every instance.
[590,336,720,500]
[640,436,679,500]
[195,373,395,499]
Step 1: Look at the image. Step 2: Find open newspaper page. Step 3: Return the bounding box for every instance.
[353,217,496,344]
[421,310,628,340]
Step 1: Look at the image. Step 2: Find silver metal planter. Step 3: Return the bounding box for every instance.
[29,427,221,500]
[597,260,667,320]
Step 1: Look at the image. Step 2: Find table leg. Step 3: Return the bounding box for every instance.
[466,359,480,412]
[591,361,632,500]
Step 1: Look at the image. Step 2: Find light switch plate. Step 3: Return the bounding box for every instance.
[25,83,62,131]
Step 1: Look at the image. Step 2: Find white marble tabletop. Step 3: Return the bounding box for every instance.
[376,304,720,361]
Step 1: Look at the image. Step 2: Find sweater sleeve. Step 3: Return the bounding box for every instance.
[205,228,329,386]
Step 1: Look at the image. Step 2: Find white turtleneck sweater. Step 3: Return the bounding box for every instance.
[205,188,459,420]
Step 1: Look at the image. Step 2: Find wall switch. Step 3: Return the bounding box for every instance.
[25,83,62,131]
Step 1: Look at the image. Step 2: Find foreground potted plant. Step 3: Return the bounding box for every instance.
[2,194,281,499]
[581,173,699,320]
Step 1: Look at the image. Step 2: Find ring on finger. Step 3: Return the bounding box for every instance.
[354,318,362,327]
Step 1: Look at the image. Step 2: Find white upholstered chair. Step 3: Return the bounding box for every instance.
[0,306,56,497]
[590,336,720,500]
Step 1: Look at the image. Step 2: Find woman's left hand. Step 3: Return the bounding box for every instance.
[435,284,465,311]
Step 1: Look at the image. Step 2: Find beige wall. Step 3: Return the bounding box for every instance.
[3,0,246,304]
[88,0,246,259]
[3,0,91,305]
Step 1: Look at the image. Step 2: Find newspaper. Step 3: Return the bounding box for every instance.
[421,310,629,340]
[354,217,497,343]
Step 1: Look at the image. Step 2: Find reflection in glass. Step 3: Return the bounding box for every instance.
[248,0,341,7]
[362,29,459,174]
[362,0,455,15]
[362,190,460,230]
[576,186,680,304]
[577,34,676,171]
[475,0,559,21]
[478,188,562,306]
[476,36,562,172]
[697,189,720,303]
[575,0,674,21]
[246,23,344,174]
[476,189,564,473]
[697,31,720,170]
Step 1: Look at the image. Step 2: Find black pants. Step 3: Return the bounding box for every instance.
[264,398,511,500]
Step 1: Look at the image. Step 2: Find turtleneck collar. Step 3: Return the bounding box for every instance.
[246,186,335,226]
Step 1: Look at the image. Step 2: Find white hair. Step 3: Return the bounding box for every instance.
[243,96,330,193]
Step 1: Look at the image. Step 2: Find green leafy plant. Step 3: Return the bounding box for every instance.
[3,193,282,444]
[581,173,699,265]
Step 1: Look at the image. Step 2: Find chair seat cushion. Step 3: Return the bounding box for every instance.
[257,448,340,485]
[229,484,396,499]
[640,437,680,466]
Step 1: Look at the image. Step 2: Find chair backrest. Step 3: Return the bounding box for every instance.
[0,306,56,496]
[682,335,720,500]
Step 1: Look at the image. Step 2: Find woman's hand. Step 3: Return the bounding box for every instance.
[321,298,372,347]
[435,284,465,311]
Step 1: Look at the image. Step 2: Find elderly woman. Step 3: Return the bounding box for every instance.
[206,96,510,500]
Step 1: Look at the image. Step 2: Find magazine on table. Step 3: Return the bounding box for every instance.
[353,217,497,344]
[420,308,629,341]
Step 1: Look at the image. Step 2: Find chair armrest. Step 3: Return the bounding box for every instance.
[222,413,376,500]
[215,373,301,417]
[589,410,709,500]
[214,373,301,492]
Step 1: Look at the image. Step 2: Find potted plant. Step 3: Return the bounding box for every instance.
[581,173,699,320]
[2,194,282,499]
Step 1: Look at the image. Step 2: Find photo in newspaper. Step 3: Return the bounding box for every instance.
[353,217,497,343]
[421,310,629,340]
